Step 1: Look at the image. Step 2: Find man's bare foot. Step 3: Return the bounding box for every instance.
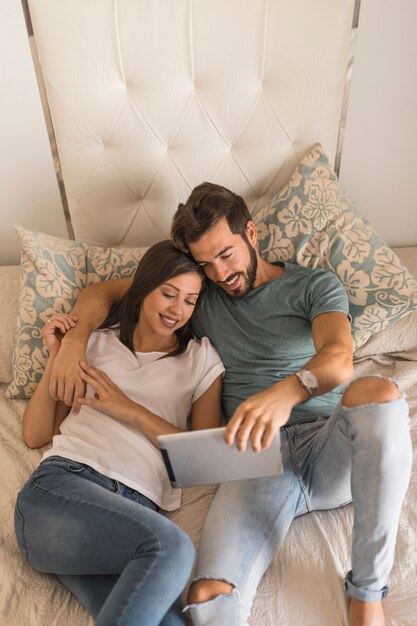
[348,598,386,626]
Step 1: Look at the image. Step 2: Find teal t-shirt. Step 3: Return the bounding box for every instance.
[191,262,351,426]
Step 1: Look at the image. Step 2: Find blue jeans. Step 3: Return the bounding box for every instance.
[14,456,195,626]
[186,393,412,625]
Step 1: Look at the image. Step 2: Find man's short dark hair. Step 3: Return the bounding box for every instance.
[171,182,252,252]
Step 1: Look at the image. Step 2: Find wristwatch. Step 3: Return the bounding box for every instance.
[295,369,319,402]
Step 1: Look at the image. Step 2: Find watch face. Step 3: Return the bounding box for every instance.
[298,369,318,393]
[303,370,318,388]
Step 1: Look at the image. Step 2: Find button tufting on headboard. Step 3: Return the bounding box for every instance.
[27,0,356,247]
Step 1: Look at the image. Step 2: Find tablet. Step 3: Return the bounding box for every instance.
[157,427,283,488]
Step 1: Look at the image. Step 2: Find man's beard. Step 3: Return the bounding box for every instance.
[223,236,258,299]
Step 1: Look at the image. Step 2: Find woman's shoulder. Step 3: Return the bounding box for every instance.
[188,335,215,351]
[89,327,118,341]
[86,328,121,353]
[186,336,223,366]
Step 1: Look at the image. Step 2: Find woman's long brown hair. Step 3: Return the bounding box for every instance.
[99,240,205,357]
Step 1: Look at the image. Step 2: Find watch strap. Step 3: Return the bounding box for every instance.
[295,369,318,402]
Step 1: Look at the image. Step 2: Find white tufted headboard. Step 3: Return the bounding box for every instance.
[27,0,356,248]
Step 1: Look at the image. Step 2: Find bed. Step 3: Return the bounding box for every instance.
[2,1,417,625]
[1,247,417,626]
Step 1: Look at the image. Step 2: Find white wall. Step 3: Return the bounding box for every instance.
[0,0,67,266]
[339,0,417,247]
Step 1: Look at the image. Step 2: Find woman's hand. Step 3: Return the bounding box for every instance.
[77,362,138,425]
[78,362,186,445]
[42,314,78,355]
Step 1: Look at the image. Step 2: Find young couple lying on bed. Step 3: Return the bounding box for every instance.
[15,182,411,626]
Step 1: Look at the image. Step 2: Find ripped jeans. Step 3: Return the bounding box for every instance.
[186,393,412,625]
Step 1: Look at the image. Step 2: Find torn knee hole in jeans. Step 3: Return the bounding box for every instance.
[185,577,237,609]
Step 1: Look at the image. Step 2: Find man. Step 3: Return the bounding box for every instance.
[50,183,411,626]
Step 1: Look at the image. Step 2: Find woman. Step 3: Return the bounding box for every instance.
[14,240,224,626]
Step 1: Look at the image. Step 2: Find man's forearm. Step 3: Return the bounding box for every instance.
[303,311,355,398]
[299,343,355,398]
[63,278,132,346]
[49,278,132,407]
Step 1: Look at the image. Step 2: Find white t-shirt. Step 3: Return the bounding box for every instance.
[42,330,224,510]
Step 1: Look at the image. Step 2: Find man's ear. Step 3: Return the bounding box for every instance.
[245,220,258,246]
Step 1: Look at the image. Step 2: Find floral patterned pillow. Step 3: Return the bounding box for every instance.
[253,144,417,350]
[7,226,147,399]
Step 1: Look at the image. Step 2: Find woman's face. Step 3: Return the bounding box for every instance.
[139,271,203,339]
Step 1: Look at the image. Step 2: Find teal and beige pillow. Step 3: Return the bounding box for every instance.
[7,226,147,399]
[253,144,417,350]
[8,145,417,397]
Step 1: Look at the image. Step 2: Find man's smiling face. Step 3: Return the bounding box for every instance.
[188,218,258,299]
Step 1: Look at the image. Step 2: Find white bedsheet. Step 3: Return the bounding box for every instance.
[1,249,416,626]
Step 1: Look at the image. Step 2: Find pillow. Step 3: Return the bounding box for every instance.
[353,247,417,359]
[353,308,417,361]
[253,144,417,350]
[0,266,20,384]
[7,226,147,399]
